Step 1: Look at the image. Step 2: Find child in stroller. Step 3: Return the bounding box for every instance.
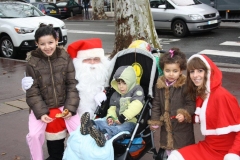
[80,65,145,147]
[63,41,160,160]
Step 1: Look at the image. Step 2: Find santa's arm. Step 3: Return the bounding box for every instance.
[224,131,240,160]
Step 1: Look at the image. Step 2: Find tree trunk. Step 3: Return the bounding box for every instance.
[110,0,161,58]
[91,0,108,20]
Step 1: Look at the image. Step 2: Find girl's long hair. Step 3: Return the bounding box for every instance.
[186,57,208,100]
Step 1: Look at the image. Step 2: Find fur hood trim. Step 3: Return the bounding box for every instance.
[156,74,186,89]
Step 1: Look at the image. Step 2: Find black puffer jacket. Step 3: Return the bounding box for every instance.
[26,47,79,119]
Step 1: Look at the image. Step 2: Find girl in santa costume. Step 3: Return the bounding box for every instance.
[168,54,240,160]
[25,23,80,160]
[148,48,196,160]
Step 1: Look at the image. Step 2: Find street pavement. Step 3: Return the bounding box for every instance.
[0,10,240,160]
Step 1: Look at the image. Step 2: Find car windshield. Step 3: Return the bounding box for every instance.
[56,2,67,6]
[0,3,44,18]
[44,4,57,10]
[170,0,201,6]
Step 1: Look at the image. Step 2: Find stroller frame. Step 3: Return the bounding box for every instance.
[95,48,160,160]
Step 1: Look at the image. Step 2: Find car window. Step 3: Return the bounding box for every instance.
[0,3,44,18]
[150,0,165,8]
[171,0,201,6]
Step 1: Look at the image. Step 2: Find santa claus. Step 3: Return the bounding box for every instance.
[67,38,109,118]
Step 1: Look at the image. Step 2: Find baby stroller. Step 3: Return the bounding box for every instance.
[95,47,160,160]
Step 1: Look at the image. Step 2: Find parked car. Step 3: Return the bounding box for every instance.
[56,0,83,18]
[0,1,68,58]
[31,2,61,18]
[150,0,221,37]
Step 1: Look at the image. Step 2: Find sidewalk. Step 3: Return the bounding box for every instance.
[0,11,240,160]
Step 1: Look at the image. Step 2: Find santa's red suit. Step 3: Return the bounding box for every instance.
[67,38,109,119]
[168,54,240,160]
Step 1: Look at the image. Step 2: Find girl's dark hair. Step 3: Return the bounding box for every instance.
[34,23,57,42]
[159,47,186,70]
[186,57,208,100]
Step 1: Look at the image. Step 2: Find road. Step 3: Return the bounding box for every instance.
[64,21,240,65]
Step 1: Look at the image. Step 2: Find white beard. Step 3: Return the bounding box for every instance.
[73,57,109,119]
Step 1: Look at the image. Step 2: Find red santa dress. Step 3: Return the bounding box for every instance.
[168,54,240,160]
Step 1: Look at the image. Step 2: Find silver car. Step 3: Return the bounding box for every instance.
[150,0,221,37]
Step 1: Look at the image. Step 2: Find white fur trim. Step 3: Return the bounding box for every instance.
[195,116,200,123]
[76,48,104,59]
[194,107,201,115]
[45,129,67,140]
[188,54,211,135]
[224,153,240,160]
[168,150,185,160]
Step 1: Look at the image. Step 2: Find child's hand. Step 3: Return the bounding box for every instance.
[107,117,114,125]
[176,113,184,123]
[150,125,159,131]
[41,114,53,123]
[63,112,72,120]
[115,120,121,125]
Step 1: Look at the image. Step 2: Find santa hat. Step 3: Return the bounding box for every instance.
[67,38,104,59]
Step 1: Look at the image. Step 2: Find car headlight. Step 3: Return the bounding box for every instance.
[14,27,34,34]
[189,14,203,20]
[216,11,220,17]
[61,25,67,29]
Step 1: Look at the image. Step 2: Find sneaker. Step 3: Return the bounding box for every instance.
[89,126,106,147]
[80,112,92,135]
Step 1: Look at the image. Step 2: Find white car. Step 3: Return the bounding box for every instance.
[0,1,68,58]
[150,0,221,37]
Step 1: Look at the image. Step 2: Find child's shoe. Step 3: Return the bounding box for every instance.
[80,112,92,135]
[89,126,106,147]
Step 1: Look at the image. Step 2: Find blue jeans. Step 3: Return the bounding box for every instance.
[94,120,136,139]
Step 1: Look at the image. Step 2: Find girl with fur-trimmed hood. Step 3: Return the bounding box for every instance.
[148,48,195,159]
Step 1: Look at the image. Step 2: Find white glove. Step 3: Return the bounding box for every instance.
[22,76,34,92]
[224,153,240,160]
[94,91,107,106]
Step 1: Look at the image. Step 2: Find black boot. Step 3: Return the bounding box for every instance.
[46,139,65,160]
[155,148,165,160]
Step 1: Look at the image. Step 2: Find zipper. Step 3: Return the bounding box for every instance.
[48,57,58,106]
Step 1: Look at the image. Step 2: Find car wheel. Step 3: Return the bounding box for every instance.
[172,20,188,37]
[70,11,74,17]
[0,36,16,58]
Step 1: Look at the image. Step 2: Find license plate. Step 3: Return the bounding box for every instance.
[208,20,217,25]
[50,10,56,14]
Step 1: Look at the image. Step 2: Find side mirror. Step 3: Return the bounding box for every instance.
[158,4,166,9]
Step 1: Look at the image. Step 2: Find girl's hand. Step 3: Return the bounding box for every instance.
[41,114,53,123]
[150,125,159,131]
[107,118,114,125]
[176,113,184,123]
[63,112,72,120]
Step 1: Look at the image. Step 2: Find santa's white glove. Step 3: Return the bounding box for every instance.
[224,153,240,160]
[94,91,107,106]
[22,76,34,92]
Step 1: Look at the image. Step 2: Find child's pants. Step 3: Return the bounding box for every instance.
[94,120,136,139]
[26,106,80,160]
